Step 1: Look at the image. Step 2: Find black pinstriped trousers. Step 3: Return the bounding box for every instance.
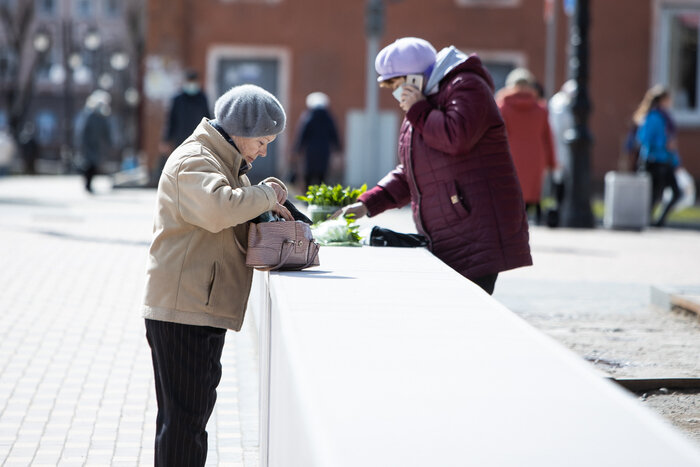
[145,319,227,467]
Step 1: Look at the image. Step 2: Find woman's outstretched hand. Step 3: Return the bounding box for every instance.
[331,202,368,220]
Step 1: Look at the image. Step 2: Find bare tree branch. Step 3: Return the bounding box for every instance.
[0,4,15,45]
[0,0,37,140]
[17,0,36,49]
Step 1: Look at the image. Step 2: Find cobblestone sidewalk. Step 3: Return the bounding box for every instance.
[0,176,259,466]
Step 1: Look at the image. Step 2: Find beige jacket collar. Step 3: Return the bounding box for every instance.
[192,118,245,175]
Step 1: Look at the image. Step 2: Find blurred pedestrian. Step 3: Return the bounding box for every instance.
[497,68,557,225]
[622,119,641,172]
[292,92,341,187]
[336,37,532,295]
[18,122,39,175]
[549,79,575,178]
[548,80,576,219]
[160,69,211,155]
[143,84,291,467]
[633,85,682,227]
[79,90,112,193]
[0,127,16,176]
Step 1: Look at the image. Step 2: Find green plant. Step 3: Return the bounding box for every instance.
[311,215,362,246]
[343,215,362,244]
[296,183,367,207]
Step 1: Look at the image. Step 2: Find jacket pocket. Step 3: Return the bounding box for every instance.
[448,180,470,217]
[206,262,219,307]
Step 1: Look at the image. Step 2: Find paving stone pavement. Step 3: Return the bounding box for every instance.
[1,175,699,465]
[0,176,259,467]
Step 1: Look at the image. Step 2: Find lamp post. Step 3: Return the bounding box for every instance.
[110,50,130,161]
[33,31,51,56]
[365,0,384,182]
[561,0,595,228]
[83,29,102,79]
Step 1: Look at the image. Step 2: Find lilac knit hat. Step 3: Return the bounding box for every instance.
[375,37,437,82]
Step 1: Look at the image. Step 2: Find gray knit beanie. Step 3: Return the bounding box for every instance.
[214,84,286,137]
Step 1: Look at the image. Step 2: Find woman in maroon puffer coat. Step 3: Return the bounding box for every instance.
[339,37,532,294]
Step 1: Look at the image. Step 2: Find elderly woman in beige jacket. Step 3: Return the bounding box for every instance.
[142,84,290,466]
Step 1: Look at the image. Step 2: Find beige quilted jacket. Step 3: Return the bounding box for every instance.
[142,118,284,330]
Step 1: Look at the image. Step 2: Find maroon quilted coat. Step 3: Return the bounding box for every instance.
[359,54,532,280]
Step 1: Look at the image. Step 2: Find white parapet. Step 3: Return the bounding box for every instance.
[250,246,700,467]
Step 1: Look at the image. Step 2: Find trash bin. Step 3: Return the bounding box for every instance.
[603,171,651,230]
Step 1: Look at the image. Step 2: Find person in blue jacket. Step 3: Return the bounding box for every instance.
[634,85,682,227]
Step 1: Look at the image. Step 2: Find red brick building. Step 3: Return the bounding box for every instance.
[143,0,700,189]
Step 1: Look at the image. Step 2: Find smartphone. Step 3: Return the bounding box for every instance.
[406,74,424,91]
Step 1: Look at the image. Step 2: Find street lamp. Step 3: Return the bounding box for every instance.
[124,87,139,106]
[83,29,101,82]
[48,63,66,85]
[83,30,101,52]
[109,51,129,72]
[561,0,595,228]
[70,52,91,86]
[33,31,51,54]
[98,73,114,90]
[364,0,384,183]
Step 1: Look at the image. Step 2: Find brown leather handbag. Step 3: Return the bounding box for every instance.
[236,219,320,271]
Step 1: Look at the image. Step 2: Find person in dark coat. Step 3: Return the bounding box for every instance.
[80,90,113,193]
[337,37,532,295]
[293,92,341,186]
[160,69,211,154]
[18,122,39,175]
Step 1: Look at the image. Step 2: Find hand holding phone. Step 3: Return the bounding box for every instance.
[406,74,424,91]
[397,75,426,112]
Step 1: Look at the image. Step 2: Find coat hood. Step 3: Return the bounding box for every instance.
[425,46,495,95]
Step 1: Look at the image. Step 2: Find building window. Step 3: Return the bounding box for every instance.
[73,0,93,18]
[36,49,55,82]
[466,50,526,92]
[485,61,518,92]
[36,110,57,144]
[206,45,290,180]
[0,49,17,82]
[0,0,16,10]
[36,0,56,16]
[103,0,120,17]
[657,6,700,124]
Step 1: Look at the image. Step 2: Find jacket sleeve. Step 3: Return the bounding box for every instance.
[358,164,411,216]
[260,176,288,201]
[405,74,493,156]
[175,156,278,233]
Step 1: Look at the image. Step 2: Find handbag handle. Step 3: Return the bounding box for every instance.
[301,241,320,269]
[263,240,296,272]
[258,240,320,272]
